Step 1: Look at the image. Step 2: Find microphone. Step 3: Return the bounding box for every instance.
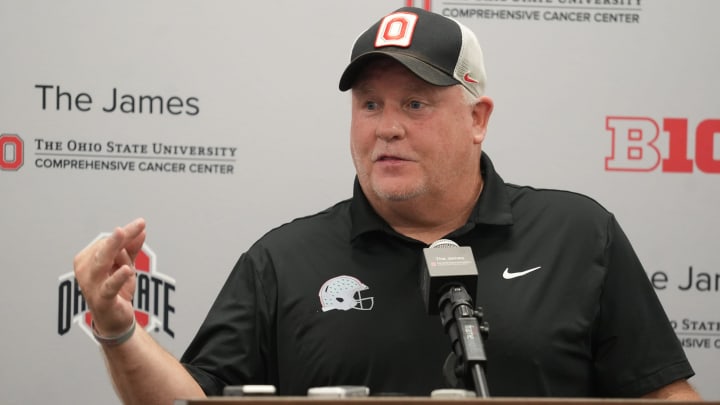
[420,239,478,315]
[420,239,490,398]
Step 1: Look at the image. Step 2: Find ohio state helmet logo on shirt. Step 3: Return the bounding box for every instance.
[319,275,374,312]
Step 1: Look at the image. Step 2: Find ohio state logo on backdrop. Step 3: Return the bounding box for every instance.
[0,134,24,171]
[57,234,176,342]
[405,0,432,10]
[605,116,720,173]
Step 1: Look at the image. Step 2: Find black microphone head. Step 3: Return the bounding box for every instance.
[420,239,479,315]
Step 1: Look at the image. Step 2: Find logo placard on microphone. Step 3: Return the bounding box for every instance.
[421,244,478,315]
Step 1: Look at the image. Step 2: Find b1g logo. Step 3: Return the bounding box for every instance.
[0,134,24,171]
[605,117,720,173]
[57,235,176,342]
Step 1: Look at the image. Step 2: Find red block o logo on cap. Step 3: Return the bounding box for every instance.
[375,12,418,48]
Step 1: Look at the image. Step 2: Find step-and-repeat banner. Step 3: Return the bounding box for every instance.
[1,1,718,403]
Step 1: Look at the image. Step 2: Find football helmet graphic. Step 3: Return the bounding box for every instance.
[319,275,374,312]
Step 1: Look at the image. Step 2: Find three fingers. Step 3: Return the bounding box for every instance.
[76,218,146,302]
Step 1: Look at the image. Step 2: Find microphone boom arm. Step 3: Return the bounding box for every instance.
[438,285,490,398]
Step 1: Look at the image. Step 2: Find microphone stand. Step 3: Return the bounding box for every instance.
[438,286,490,398]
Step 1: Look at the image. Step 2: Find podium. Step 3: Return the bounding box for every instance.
[176,398,713,405]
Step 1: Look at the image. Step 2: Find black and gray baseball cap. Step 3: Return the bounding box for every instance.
[339,7,486,97]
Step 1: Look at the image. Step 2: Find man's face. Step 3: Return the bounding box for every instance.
[350,58,487,204]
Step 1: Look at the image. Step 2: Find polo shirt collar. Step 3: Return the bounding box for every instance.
[350,152,514,242]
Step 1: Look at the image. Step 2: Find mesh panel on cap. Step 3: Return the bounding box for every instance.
[453,23,486,98]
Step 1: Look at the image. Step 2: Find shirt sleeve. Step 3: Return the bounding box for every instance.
[180,247,278,396]
[592,215,694,397]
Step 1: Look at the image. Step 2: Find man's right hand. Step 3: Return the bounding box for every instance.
[73,218,147,337]
[73,218,206,404]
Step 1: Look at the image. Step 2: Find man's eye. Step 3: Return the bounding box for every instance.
[408,100,423,110]
[365,101,378,111]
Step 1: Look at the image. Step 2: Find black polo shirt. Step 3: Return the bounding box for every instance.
[181,152,693,397]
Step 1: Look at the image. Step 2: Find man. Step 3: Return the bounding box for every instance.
[73,7,700,404]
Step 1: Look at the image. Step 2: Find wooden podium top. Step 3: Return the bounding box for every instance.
[176,397,713,405]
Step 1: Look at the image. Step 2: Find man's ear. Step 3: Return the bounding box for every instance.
[472,96,494,144]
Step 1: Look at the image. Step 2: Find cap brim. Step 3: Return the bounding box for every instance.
[339,51,459,91]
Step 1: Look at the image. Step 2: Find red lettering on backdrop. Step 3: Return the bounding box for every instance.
[405,0,432,10]
[696,119,720,173]
[605,116,660,172]
[606,116,720,173]
[662,118,693,173]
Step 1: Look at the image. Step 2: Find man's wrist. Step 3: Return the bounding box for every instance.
[91,318,136,347]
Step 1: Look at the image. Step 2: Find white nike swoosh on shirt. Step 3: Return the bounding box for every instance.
[502,266,542,279]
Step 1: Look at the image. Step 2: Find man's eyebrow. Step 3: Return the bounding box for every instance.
[351,86,368,95]
[351,80,376,95]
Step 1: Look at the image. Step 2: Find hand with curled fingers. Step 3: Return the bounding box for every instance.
[73,218,147,338]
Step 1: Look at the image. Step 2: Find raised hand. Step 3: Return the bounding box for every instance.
[73,218,147,337]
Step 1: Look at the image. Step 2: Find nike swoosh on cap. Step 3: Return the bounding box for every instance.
[463,72,479,84]
[502,266,542,280]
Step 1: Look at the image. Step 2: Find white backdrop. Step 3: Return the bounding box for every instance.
[1,1,718,404]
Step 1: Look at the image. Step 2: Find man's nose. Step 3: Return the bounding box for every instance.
[375,109,405,141]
